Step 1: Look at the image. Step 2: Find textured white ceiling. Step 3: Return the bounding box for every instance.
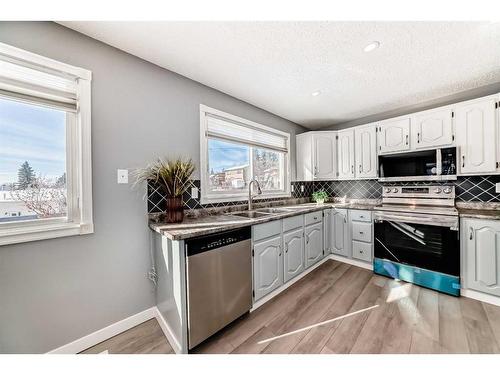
[59,21,500,129]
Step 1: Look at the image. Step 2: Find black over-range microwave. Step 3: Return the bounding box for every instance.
[378,147,457,182]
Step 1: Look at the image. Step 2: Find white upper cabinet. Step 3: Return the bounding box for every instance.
[296,133,313,181]
[354,124,377,179]
[455,95,498,175]
[378,116,411,154]
[296,132,336,181]
[411,106,454,149]
[313,132,337,180]
[337,129,355,179]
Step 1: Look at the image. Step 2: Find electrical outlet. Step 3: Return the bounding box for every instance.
[191,187,199,199]
[300,184,305,192]
[117,169,128,184]
[496,183,500,194]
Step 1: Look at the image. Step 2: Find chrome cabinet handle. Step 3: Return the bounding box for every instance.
[351,165,354,173]
[305,234,309,244]
[359,250,364,254]
[417,133,420,143]
[343,216,347,223]
[469,227,473,240]
[359,231,364,235]
[285,243,288,253]
[359,165,362,173]
[406,134,409,145]
[462,155,465,168]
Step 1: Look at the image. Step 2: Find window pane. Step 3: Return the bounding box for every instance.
[0,97,67,223]
[252,148,284,191]
[208,138,250,192]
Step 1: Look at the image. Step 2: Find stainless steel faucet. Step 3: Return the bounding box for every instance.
[248,179,262,211]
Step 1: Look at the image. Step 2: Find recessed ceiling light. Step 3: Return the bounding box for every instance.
[364,41,380,52]
[311,90,321,97]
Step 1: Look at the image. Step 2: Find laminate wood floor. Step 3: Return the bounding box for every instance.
[80,318,174,354]
[81,260,500,354]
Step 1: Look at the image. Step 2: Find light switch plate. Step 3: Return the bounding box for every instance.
[117,169,128,184]
[191,187,199,199]
[496,183,500,194]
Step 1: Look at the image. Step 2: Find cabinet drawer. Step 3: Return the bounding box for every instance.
[352,241,372,262]
[350,210,371,222]
[253,220,281,242]
[305,211,322,226]
[283,215,304,232]
[352,222,372,243]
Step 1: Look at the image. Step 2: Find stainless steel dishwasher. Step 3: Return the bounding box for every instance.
[185,227,252,349]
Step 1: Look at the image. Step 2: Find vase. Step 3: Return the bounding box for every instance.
[315,199,325,205]
[165,197,184,223]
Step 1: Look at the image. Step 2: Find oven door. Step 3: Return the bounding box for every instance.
[373,212,460,277]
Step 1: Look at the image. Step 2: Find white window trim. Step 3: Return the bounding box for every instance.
[200,104,291,204]
[0,42,93,246]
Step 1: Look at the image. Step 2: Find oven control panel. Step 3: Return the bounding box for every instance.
[382,185,455,199]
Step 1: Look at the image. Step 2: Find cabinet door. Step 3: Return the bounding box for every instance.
[464,219,500,297]
[332,209,350,257]
[283,228,304,283]
[253,235,283,300]
[354,124,377,179]
[323,209,333,255]
[305,222,323,268]
[296,133,313,181]
[337,129,355,179]
[412,107,454,149]
[378,117,410,154]
[455,97,497,174]
[313,132,337,180]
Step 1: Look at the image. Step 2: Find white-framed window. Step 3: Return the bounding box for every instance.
[200,105,291,204]
[0,42,93,245]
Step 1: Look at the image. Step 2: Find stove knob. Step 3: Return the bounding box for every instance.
[443,187,452,194]
[385,187,392,193]
[392,188,399,193]
[434,187,442,194]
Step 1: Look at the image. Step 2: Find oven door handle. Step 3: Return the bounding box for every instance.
[373,212,459,229]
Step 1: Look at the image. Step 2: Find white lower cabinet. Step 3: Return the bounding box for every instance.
[332,209,350,257]
[253,234,283,301]
[305,222,323,268]
[253,213,324,301]
[462,218,500,297]
[349,210,373,264]
[323,208,333,255]
[283,227,305,283]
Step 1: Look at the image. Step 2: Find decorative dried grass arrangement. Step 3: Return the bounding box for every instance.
[135,157,195,222]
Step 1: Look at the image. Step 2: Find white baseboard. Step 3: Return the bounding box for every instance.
[330,254,373,270]
[152,307,183,354]
[47,307,157,354]
[461,288,500,306]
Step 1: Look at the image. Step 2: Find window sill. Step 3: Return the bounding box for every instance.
[0,221,94,246]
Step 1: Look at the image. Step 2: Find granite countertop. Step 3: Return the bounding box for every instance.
[456,202,500,221]
[149,201,380,240]
[149,200,500,240]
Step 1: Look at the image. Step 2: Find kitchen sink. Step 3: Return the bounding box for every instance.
[230,211,271,219]
[256,208,291,214]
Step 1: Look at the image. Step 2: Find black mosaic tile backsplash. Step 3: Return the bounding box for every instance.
[147,180,313,213]
[147,176,500,214]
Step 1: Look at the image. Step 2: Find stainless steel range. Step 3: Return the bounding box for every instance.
[373,185,460,296]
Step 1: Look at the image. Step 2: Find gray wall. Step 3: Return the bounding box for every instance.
[0,21,305,353]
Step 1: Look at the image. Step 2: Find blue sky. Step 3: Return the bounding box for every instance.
[208,139,249,173]
[0,98,66,185]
